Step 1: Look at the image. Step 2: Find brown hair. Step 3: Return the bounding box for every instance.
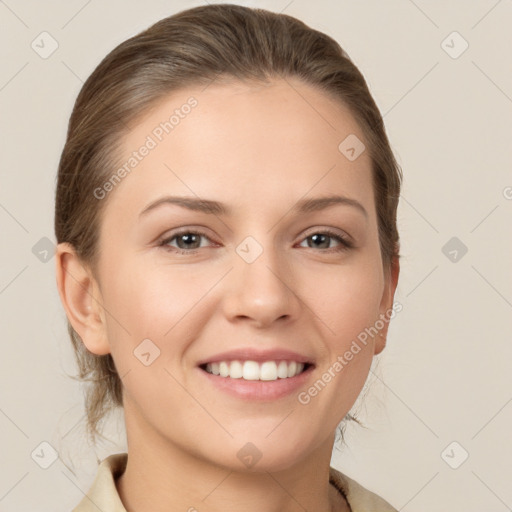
[55,3,402,446]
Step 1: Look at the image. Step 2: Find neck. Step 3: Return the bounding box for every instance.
[115,400,350,512]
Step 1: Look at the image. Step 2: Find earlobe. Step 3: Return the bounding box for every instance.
[374,255,400,355]
[55,242,111,356]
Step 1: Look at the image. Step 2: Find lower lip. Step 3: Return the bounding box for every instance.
[197,365,315,401]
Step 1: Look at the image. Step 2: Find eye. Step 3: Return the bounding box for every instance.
[158,230,215,254]
[158,228,354,255]
[298,229,353,252]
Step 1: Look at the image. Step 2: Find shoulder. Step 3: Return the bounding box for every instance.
[329,466,398,512]
[73,453,398,512]
[72,453,128,512]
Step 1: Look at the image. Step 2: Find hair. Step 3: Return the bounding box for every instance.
[55,3,402,447]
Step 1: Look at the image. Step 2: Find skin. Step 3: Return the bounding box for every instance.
[56,76,399,512]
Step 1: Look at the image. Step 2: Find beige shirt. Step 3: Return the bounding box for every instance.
[72,453,398,512]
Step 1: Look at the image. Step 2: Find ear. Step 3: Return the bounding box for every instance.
[55,242,111,355]
[374,255,400,355]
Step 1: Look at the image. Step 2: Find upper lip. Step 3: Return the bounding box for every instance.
[196,348,315,366]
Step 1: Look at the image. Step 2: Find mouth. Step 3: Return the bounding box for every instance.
[199,360,315,381]
[198,359,315,401]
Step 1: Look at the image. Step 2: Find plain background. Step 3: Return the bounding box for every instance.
[1,1,511,510]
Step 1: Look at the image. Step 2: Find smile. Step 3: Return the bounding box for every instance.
[202,360,311,381]
[198,360,315,401]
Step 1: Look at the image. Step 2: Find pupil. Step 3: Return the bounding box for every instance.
[179,234,198,248]
[311,234,328,248]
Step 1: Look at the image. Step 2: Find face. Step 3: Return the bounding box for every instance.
[77,78,398,472]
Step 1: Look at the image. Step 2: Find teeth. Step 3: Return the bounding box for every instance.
[205,360,306,381]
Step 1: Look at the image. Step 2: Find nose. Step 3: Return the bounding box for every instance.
[221,241,301,328]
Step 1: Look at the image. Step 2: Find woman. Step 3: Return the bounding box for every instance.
[55,4,402,511]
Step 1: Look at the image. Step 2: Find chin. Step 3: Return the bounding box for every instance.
[207,433,314,474]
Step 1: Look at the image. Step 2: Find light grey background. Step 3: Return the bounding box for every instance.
[1,1,511,510]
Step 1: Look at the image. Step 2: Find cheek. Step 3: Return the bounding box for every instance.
[99,257,211,356]
[308,261,383,412]
[310,258,383,345]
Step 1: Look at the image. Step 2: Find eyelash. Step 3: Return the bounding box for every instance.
[158,228,354,255]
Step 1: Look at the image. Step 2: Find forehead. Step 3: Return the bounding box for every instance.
[103,77,374,221]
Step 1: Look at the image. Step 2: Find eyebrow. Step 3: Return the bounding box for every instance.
[138,194,368,219]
